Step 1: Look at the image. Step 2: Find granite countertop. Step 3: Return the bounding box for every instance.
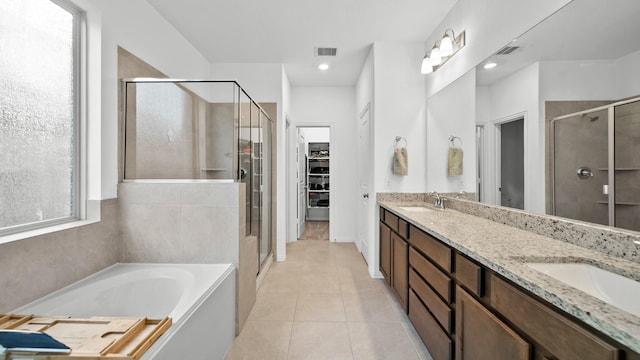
[379,200,640,353]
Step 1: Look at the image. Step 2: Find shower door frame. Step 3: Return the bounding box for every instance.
[551,95,640,227]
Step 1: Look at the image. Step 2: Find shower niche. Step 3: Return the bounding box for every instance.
[551,96,640,231]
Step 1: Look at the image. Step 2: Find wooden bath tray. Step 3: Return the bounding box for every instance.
[0,314,171,359]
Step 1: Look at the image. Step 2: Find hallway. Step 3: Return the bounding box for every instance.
[225,240,432,359]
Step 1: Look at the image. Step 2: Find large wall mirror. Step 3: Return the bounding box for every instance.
[474,0,640,231]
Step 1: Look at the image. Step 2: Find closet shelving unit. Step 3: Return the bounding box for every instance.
[307,142,329,221]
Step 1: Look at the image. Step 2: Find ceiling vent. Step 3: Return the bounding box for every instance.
[496,46,520,55]
[315,47,337,56]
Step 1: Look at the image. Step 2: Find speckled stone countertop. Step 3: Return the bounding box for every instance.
[379,200,640,353]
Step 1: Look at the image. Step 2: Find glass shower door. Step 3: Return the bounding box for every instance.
[553,108,609,226]
[614,100,640,231]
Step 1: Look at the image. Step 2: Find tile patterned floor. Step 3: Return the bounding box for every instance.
[297,221,329,241]
[225,240,433,360]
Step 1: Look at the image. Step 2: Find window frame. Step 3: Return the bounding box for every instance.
[0,0,88,237]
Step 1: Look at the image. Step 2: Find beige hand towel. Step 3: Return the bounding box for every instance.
[448,147,463,176]
[393,147,408,176]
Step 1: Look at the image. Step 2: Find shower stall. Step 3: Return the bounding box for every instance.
[121,79,274,271]
[552,96,640,232]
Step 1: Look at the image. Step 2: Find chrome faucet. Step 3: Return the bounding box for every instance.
[431,191,445,209]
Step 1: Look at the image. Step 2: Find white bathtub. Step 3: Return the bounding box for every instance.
[14,263,236,360]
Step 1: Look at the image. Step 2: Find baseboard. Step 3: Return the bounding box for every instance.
[370,269,384,279]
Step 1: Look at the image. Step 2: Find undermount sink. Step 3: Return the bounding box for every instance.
[525,262,640,317]
[398,206,433,212]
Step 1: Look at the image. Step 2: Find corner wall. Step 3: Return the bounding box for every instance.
[289,87,358,242]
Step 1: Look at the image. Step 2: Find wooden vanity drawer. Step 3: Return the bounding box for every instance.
[385,211,399,232]
[398,218,409,239]
[455,253,484,297]
[409,289,453,360]
[490,275,620,360]
[410,226,452,272]
[410,247,453,303]
[410,268,453,333]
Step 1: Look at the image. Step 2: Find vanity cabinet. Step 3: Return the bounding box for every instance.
[378,205,640,360]
[456,285,530,360]
[379,208,409,312]
[392,231,409,310]
[379,222,391,280]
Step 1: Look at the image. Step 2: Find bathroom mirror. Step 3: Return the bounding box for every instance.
[474,0,640,230]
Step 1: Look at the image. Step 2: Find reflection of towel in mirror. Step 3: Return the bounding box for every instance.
[448,147,463,176]
[393,147,408,176]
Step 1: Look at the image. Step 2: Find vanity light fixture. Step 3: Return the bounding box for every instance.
[420,29,466,75]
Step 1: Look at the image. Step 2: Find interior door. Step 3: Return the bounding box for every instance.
[358,105,371,258]
[499,119,524,209]
[296,131,306,238]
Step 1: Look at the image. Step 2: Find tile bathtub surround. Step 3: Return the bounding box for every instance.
[118,182,241,264]
[0,199,120,312]
[379,192,640,264]
[224,240,431,360]
[380,201,640,353]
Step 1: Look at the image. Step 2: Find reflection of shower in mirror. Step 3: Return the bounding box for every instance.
[581,113,599,122]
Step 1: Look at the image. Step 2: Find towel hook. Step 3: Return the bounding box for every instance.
[449,135,462,147]
[394,136,407,148]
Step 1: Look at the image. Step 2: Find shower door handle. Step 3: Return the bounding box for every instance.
[576,167,593,179]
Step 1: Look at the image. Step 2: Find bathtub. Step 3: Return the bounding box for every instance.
[14,263,236,360]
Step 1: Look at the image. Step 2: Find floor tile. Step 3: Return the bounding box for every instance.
[348,322,421,360]
[288,322,353,360]
[227,240,430,360]
[342,288,405,323]
[248,292,298,321]
[224,320,292,360]
[294,292,346,322]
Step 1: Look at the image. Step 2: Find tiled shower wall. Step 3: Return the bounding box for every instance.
[0,199,120,312]
[118,182,243,264]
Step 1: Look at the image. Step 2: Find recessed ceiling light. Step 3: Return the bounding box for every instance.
[484,62,497,69]
[318,63,329,71]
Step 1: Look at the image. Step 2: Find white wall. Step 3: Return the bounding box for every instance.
[479,62,542,212]
[300,127,330,143]
[424,0,572,98]
[615,50,640,98]
[539,61,617,101]
[89,0,212,199]
[289,87,358,242]
[373,42,428,193]
[427,69,476,192]
[281,67,292,260]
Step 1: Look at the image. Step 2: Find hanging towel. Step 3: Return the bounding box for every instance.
[393,147,408,176]
[448,147,463,176]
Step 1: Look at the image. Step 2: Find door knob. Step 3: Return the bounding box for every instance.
[363,193,369,199]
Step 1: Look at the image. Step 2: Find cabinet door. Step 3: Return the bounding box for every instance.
[379,222,392,283]
[392,232,408,312]
[456,286,531,360]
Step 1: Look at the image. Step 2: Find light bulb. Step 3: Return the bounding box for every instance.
[318,63,329,70]
[429,47,442,66]
[483,62,497,69]
[440,35,453,57]
[421,57,433,74]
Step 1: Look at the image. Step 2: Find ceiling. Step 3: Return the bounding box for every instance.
[146,0,458,86]
[476,0,640,86]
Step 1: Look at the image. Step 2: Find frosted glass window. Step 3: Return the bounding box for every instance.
[0,0,78,231]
